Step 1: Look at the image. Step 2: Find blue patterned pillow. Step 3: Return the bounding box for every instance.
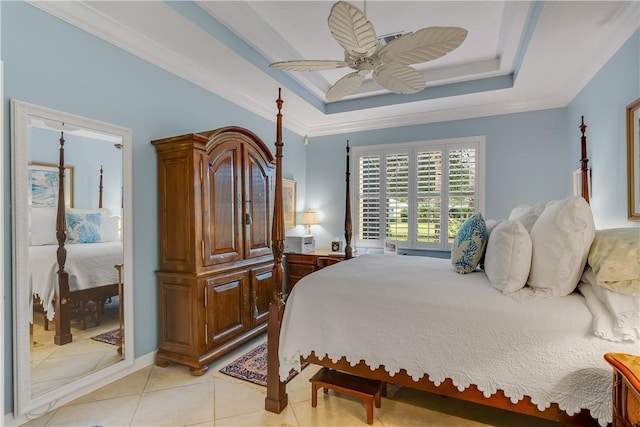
[451,213,487,274]
[66,212,102,243]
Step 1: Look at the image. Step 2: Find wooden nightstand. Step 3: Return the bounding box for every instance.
[604,353,640,427]
[285,249,347,294]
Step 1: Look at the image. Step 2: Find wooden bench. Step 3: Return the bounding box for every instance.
[310,367,382,424]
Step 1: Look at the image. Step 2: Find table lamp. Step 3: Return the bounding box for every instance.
[300,210,320,235]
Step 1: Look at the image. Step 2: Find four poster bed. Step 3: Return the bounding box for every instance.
[29,136,123,346]
[265,91,639,426]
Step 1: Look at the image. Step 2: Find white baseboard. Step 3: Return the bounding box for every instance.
[4,350,157,427]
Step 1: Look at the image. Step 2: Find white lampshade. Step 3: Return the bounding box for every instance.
[300,210,320,234]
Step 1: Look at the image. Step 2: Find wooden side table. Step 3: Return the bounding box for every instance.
[284,249,347,294]
[604,353,640,427]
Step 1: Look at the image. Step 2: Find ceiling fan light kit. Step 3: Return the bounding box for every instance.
[270,0,468,101]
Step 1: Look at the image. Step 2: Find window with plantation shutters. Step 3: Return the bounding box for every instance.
[358,155,381,241]
[353,137,485,251]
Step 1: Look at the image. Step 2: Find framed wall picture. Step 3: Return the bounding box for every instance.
[283,178,296,228]
[28,162,74,207]
[627,98,640,221]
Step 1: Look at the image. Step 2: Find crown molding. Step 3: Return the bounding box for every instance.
[304,97,568,137]
[25,1,639,140]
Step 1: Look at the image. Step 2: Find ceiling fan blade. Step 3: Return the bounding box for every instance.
[328,1,378,57]
[378,27,468,66]
[372,65,426,94]
[326,71,365,101]
[270,60,347,71]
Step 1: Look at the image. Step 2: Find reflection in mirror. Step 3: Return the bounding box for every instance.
[11,100,134,417]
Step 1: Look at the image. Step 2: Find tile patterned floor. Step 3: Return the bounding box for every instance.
[20,335,570,427]
[30,299,122,397]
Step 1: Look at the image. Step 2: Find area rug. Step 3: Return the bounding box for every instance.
[90,329,121,346]
[219,342,308,387]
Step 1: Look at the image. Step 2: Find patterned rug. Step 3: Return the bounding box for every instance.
[91,328,121,345]
[219,342,307,387]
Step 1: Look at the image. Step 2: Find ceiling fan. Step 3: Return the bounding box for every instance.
[270,1,468,102]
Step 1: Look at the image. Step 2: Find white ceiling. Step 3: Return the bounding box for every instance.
[31,1,640,137]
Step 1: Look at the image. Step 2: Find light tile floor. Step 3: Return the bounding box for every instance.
[31,298,122,397]
[21,334,571,427]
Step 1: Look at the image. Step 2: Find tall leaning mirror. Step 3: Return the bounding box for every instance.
[11,100,134,417]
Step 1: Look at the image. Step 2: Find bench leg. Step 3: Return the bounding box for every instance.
[311,383,318,408]
[365,398,373,425]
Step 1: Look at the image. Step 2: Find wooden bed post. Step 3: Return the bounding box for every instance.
[579,116,590,204]
[98,164,104,208]
[265,89,288,413]
[54,131,72,345]
[344,140,353,259]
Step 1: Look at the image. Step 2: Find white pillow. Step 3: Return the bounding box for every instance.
[485,219,499,237]
[101,216,121,242]
[484,220,532,294]
[528,196,595,296]
[508,202,545,232]
[29,207,58,246]
[582,267,640,334]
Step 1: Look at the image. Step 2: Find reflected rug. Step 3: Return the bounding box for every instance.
[219,342,308,387]
[91,329,121,346]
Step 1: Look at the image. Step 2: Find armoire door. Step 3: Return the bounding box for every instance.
[205,271,250,349]
[202,142,243,266]
[250,264,274,326]
[244,146,273,259]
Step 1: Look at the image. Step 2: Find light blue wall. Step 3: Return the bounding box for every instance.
[30,128,123,214]
[304,108,570,249]
[2,1,304,413]
[568,29,640,230]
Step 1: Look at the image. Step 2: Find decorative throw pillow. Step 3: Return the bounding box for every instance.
[451,213,487,274]
[67,212,102,243]
[508,202,545,233]
[484,220,532,294]
[528,196,595,296]
[67,207,113,217]
[588,228,640,296]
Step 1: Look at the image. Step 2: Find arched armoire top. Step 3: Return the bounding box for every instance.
[152,126,275,166]
[200,126,275,165]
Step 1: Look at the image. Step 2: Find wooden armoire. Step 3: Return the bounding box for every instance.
[152,126,276,375]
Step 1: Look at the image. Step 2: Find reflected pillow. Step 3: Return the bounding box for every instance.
[451,213,487,274]
[67,212,102,244]
[101,216,121,242]
[29,207,58,246]
[67,207,113,217]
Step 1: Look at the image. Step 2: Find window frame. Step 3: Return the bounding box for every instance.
[352,136,485,251]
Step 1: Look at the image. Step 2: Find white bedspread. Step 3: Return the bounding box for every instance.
[279,254,638,426]
[29,242,123,320]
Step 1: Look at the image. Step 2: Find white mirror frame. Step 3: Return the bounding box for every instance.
[10,99,134,417]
